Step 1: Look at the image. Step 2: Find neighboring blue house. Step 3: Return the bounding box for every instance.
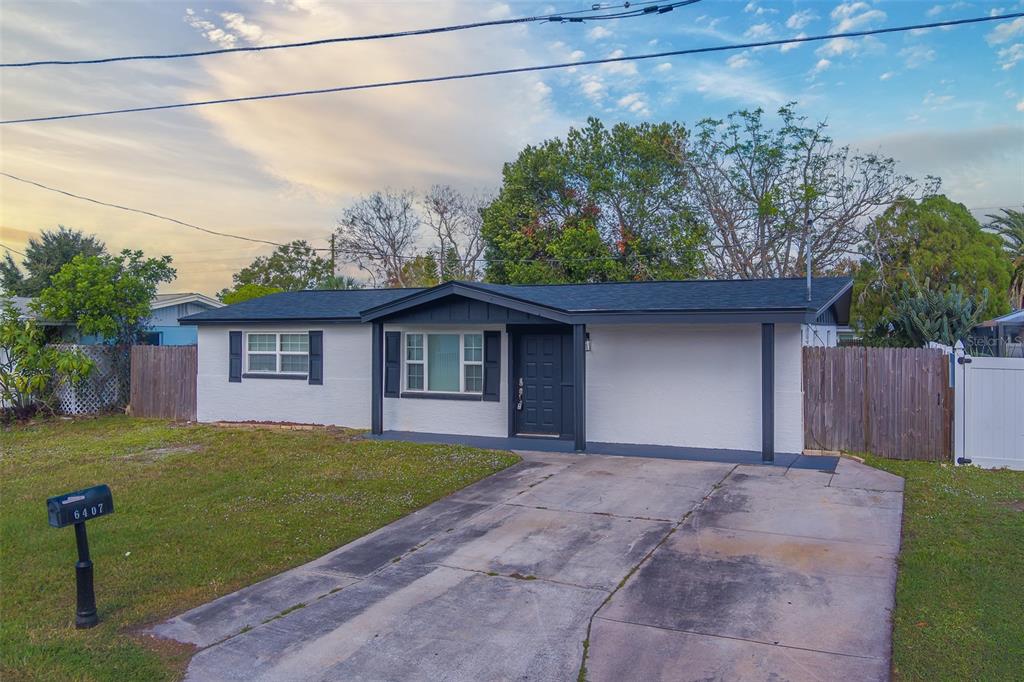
[7,292,223,345]
[139,293,224,345]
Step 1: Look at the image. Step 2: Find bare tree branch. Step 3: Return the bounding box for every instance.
[422,185,488,281]
[335,190,420,287]
[678,104,932,279]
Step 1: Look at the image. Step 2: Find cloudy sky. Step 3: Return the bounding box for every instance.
[1,0,1022,294]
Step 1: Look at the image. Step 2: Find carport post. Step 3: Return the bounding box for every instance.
[573,324,586,452]
[761,322,775,464]
[371,321,383,435]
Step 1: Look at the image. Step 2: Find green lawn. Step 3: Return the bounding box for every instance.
[865,456,1024,681]
[0,417,518,681]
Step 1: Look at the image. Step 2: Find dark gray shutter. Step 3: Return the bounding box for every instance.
[308,330,323,385]
[229,331,242,382]
[384,331,401,397]
[483,330,501,402]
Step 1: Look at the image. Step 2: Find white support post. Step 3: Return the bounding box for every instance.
[952,340,967,466]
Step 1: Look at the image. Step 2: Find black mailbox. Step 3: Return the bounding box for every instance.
[47,485,114,528]
[47,483,114,628]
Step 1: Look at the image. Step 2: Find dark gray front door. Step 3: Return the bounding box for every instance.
[515,333,564,436]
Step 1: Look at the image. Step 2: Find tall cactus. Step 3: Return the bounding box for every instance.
[891,276,988,347]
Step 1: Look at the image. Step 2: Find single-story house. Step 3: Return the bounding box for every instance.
[180,277,853,462]
[4,292,222,345]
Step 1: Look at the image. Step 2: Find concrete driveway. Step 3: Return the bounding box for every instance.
[152,451,904,681]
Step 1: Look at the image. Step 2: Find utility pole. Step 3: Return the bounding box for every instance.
[437,233,445,283]
[805,220,813,302]
[329,233,337,278]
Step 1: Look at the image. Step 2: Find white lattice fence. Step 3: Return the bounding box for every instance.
[51,344,130,415]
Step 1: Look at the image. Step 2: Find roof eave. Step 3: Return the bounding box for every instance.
[810,280,854,326]
[573,309,812,324]
[180,316,361,326]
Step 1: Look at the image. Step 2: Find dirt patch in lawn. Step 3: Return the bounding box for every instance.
[214,421,363,441]
[120,445,205,462]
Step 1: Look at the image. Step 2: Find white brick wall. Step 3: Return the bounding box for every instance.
[195,321,803,454]
[196,324,372,427]
[585,324,803,454]
[382,325,508,437]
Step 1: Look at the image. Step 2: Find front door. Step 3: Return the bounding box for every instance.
[514,333,564,436]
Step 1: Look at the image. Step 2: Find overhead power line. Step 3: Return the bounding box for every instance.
[2,12,1019,126]
[1,242,28,257]
[0,172,287,247]
[4,168,1018,262]
[0,1,699,68]
[0,170,768,260]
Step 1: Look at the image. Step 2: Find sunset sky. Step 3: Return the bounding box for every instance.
[1,0,1022,294]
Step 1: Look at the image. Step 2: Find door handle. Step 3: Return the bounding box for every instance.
[516,377,524,410]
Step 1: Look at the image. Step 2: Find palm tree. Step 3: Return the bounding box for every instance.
[987,208,1024,310]
[318,275,364,290]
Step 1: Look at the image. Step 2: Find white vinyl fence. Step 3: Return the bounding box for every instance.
[954,344,1024,470]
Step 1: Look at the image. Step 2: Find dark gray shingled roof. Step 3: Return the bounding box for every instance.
[469,277,851,314]
[180,288,425,323]
[181,277,852,324]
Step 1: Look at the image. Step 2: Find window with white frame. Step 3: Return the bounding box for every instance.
[404,332,484,394]
[406,333,424,390]
[463,333,483,392]
[246,332,309,375]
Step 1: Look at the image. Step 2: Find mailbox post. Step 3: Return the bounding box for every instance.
[47,484,114,629]
[73,521,98,628]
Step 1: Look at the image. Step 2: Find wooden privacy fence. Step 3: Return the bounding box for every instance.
[803,347,953,461]
[129,345,197,420]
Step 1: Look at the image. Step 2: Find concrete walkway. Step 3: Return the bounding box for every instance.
[369,430,839,470]
[151,452,903,681]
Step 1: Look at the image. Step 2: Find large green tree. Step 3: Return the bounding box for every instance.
[219,283,284,305]
[219,240,332,299]
[396,254,444,288]
[35,250,176,345]
[482,118,704,283]
[854,195,1012,329]
[1,226,106,297]
[987,208,1024,310]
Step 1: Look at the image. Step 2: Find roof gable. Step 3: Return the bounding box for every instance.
[152,293,223,310]
[360,282,571,323]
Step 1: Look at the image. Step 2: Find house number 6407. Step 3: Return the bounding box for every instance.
[74,503,103,520]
